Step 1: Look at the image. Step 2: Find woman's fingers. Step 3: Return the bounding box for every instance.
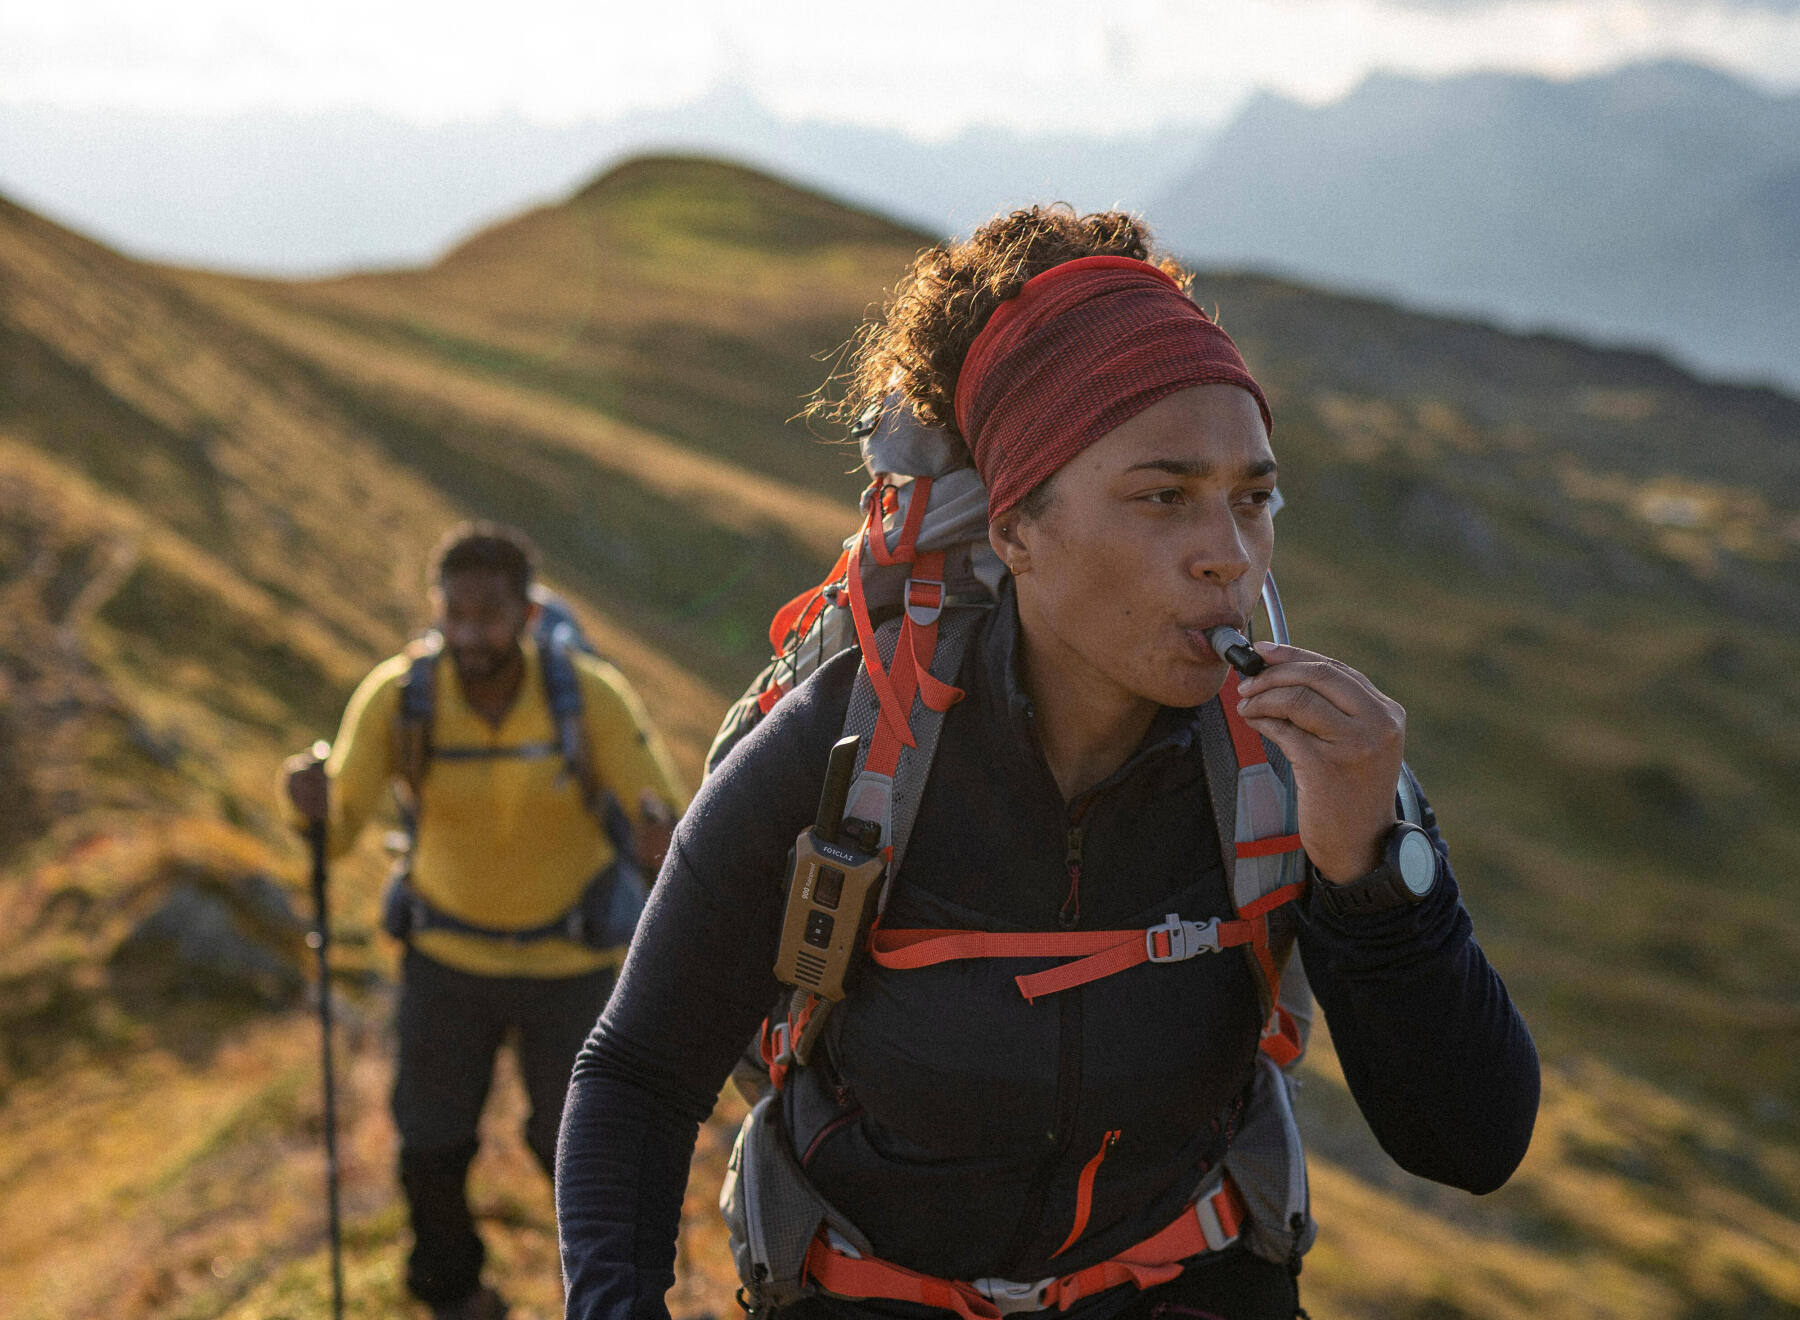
[1236,646,1390,735]
[1230,642,1408,883]
[1237,677,1355,739]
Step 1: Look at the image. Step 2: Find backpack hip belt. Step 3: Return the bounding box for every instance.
[380,859,646,951]
[802,1173,1249,1320]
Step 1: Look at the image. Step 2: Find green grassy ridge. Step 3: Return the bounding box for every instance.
[285,355,837,691]
[0,325,231,551]
[279,299,868,503]
[557,154,934,256]
[283,155,929,501]
[0,205,446,667]
[0,483,191,863]
[95,555,348,738]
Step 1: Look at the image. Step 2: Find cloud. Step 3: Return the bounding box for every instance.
[2,0,1798,132]
[1360,0,1800,11]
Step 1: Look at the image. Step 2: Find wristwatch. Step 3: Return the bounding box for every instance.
[1310,822,1438,918]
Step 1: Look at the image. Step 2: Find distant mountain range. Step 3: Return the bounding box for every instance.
[0,86,1209,276]
[5,62,1795,393]
[1150,60,1800,391]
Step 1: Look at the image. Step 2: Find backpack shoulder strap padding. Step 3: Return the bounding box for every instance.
[538,632,595,808]
[394,635,442,815]
[839,604,985,888]
[539,636,639,861]
[772,604,984,1078]
[1201,675,1311,1065]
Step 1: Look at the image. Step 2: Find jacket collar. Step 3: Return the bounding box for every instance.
[975,582,1207,798]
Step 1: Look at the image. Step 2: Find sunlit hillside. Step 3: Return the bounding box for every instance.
[2,156,1797,1319]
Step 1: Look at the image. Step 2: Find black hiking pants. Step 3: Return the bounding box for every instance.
[393,947,613,1307]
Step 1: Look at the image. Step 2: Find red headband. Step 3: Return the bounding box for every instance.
[952,255,1272,520]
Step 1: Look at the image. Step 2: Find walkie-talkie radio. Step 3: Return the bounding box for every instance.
[773,736,886,1001]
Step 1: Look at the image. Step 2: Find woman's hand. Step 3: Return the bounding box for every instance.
[1233,641,1405,884]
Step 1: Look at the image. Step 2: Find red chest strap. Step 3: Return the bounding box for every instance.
[868,881,1303,1003]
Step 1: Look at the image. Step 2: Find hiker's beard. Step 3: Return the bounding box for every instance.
[452,643,517,686]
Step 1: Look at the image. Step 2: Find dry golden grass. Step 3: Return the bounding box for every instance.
[170,275,856,565]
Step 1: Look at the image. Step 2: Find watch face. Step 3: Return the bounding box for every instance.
[1397,828,1436,897]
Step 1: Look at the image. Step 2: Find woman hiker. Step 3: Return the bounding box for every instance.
[555,207,1539,1320]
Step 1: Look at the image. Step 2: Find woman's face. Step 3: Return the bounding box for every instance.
[993,384,1277,712]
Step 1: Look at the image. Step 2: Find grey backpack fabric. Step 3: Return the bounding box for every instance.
[720,1092,873,1310]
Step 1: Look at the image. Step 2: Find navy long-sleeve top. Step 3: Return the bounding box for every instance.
[557,597,1539,1320]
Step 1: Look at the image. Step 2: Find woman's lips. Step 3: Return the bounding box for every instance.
[1184,617,1244,654]
[1184,625,1231,662]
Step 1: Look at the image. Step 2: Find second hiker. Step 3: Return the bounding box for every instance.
[283,520,686,1320]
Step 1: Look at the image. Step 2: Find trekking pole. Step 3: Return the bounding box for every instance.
[303,741,347,1320]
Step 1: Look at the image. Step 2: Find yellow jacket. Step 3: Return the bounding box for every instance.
[297,637,687,978]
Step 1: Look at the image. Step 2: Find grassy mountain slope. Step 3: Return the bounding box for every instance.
[2,156,1798,1318]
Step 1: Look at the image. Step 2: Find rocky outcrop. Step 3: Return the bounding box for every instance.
[110,867,309,1006]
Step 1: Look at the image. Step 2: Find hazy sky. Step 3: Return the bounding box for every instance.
[5,0,1800,135]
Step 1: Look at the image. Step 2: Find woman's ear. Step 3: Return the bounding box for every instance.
[988,516,1032,576]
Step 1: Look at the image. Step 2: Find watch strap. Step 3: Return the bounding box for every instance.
[1309,823,1434,918]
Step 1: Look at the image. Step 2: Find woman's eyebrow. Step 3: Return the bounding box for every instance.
[1125,457,1279,479]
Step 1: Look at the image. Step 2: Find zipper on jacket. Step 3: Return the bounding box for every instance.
[1000,987,1085,1276]
[1058,796,1095,929]
[1051,1129,1120,1258]
[1058,825,1084,929]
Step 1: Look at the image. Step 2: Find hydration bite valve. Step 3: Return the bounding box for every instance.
[1203,625,1267,677]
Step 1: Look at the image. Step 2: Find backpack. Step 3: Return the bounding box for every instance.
[380,620,646,951]
[530,583,601,659]
[709,400,1331,1309]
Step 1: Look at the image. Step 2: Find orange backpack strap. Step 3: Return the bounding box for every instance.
[835,480,981,883]
[802,1174,1247,1319]
[846,481,965,771]
[866,676,1308,1059]
[760,991,829,1092]
[869,891,1303,1004]
[1215,671,1309,1062]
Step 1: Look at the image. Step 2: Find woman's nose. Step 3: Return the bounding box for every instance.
[1185,509,1253,585]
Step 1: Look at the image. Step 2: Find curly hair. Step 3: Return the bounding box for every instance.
[829,205,1191,445]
